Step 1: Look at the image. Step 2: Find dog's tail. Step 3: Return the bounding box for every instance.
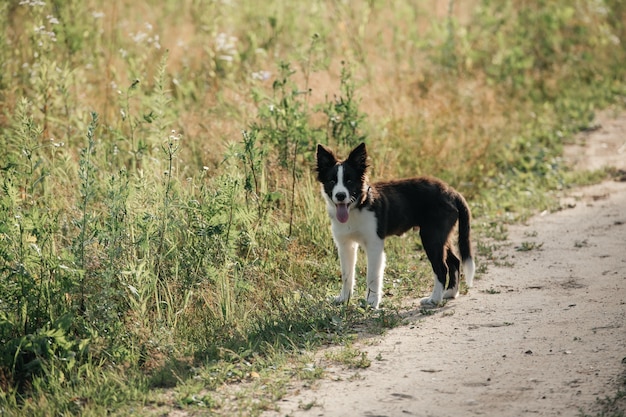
[456,193,475,287]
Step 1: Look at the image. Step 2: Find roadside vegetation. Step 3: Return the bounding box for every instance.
[1,0,625,415]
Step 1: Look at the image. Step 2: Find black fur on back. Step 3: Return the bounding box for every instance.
[367,177,464,240]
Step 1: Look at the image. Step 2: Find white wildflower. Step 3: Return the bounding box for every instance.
[215,32,237,61]
[251,70,271,81]
[131,31,148,44]
[19,0,46,6]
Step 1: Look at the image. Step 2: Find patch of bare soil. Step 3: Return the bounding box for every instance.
[264,112,626,417]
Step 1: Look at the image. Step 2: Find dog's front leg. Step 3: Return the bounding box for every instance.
[335,240,358,304]
[365,239,386,309]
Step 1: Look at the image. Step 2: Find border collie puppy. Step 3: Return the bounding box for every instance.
[316,142,475,309]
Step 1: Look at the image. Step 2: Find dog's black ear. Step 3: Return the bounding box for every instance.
[346,142,368,173]
[316,144,337,181]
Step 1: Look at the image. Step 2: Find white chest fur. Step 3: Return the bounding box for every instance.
[328,206,379,246]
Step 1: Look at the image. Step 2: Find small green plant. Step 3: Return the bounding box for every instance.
[580,377,626,417]
[419,308,438,316]
[322,61,367,149]
[75,112,98,314]
[515,241,544,252]
[326,345,371,369]
[154,130,180,281]
[121,79,141,172]
[574,239,589,248]
[299,400,320,410]
[247,56,334,236]
[297,361,324,381]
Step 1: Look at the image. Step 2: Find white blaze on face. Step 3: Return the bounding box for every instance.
[333,165,350,223]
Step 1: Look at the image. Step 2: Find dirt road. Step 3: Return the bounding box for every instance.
[264,113,626,417]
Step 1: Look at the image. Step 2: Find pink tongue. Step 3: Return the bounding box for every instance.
[336,204,349,223]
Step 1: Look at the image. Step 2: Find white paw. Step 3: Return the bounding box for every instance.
[367,297,380,310]
[443,287,459,299]
[420,297,442,309]
[333,294,349,304]
[366,292,380,309]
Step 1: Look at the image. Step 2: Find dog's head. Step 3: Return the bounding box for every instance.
[315,142,369,224]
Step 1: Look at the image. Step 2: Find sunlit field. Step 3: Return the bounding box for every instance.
[1,0,625,414]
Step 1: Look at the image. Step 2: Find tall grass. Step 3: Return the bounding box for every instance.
[0,0,625,414]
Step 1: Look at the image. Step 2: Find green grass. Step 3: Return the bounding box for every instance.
[1,0,626,415]
[325,345,372,369]
[581,372,626,417]
[515,241,544,252]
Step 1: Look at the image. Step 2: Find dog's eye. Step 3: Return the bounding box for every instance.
[346,179,353,185]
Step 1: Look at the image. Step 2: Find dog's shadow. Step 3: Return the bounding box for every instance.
[340,299,458,342]
[400,300,457,322]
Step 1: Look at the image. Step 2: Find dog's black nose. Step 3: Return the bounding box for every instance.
[335,192,347,202]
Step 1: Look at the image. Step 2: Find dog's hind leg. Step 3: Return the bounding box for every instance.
[419,229,448,308]
[364,238,386,309]
[335,239,358,304]
[443,248,460,299]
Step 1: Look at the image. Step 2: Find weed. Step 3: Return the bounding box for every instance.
[372,307,402,331]
[575,239,590,248]
[75,112,98,314]
[299,400,320,410]
[326,345,371,369]
[322,61,367,149]
[476,240,498,262]
[580,376,626,417]
[515,241,544,252]
[297,361,324,381]
[419,308,437,317]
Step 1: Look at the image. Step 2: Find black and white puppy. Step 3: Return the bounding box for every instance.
[316,142,475,308]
